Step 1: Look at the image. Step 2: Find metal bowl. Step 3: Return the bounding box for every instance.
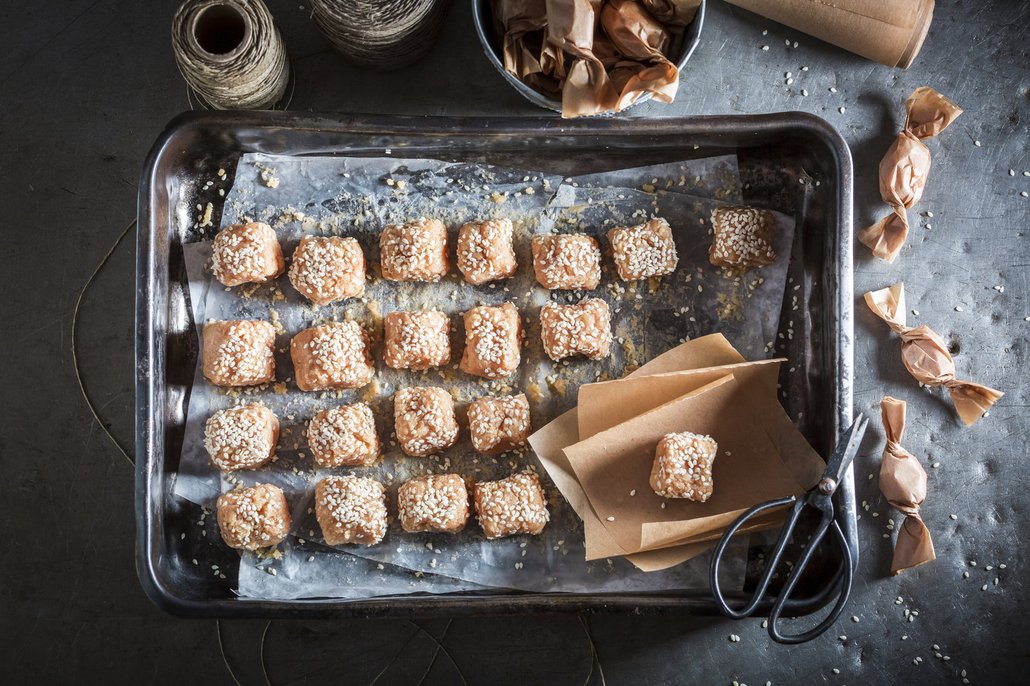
[471,0,706,114]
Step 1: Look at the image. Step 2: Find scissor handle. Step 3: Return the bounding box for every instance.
[767,520,853,644]
[710,493,854,644]
[710,494,802,619]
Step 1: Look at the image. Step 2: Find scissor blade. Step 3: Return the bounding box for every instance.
[823,414,869,483]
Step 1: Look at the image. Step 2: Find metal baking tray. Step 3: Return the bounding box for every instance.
[136,112,854,618]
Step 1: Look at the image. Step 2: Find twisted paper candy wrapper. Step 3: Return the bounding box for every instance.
[858,87,963,262]
[878,397,935,575]
[864,283,1003,426]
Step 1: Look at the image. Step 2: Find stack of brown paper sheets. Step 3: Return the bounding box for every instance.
[529,333,827,571]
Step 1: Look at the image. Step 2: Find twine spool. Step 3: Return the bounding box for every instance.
[171,0,290,109]
[309,0,452,71]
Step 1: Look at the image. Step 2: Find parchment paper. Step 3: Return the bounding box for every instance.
[174,152,794,598]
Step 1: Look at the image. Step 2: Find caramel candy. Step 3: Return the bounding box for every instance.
[288,235,365,305]
[216,483,291,551]
[380,218,449,282]
[607,217,678,281]
[468,393,531,455]
[459,302,523,379]
[457,218,518,285]
[394,387,460,457]
[307,402,380,468]
[474,472,550,539]
[203,403,279,471]
[203,319,276,387]
[383,310,451,371]
[211,222,284,287]
[290,321,375,392]
[398,474,470,534]
[539,298,612,361]
[649,431,717,501]
[531,234,601,290]
[708,206,776,269]
[315,476,388,546]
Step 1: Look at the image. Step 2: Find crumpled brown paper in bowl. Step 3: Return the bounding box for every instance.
[492,0,700,117]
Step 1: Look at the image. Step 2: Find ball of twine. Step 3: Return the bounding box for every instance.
[310,0,452,71]
[171,0,290,110]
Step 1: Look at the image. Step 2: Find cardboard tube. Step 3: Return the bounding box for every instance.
[723,0,935,68]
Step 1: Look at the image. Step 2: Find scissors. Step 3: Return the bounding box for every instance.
[710,414,869,644]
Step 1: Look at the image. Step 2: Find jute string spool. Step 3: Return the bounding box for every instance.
[172,0,291,110]
[309,0,452,71]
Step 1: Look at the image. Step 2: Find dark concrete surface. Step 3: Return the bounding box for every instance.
[2,0,1028,683]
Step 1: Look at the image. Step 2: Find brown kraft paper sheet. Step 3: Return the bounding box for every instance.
[529,334,758,570]
[864,283,1003,426]
[576,359,793,563]
[878,396,936,574]
[578,360,826,491]
[565,374,806,555]
[858,87,963,262]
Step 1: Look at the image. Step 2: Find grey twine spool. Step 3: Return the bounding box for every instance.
[310,0,452,71]
[171,0,290,110]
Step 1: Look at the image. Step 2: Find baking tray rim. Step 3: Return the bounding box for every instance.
[135,111,855,619]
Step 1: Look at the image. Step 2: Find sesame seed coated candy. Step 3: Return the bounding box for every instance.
[204,403,279,471]
[709,206,777,269]
[394,387,460,457]
[531,234,601,290]
[468,393,531,455]
[307,402,380,468]
[607,217,679,281]
[474,472,550,539]
[380,218,449,282]
[216,483,291,551]
[202,319,276,387]
[315,476,388,546]
[398,474,470,533]
[288,235,365,305]
[649,431,717,501]
[459,302,523,379]
[383,310,451,371]
[290,320,375,392]
[457,218,518,285]
[539,298,612,361]
[211,222,284,287]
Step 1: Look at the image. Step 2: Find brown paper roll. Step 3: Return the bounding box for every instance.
[723,0,935,68]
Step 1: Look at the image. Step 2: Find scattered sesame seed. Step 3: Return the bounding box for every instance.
[955,306,964,312]
[801,89,808,96]
[761,45,769,51]
[839,107,846,114]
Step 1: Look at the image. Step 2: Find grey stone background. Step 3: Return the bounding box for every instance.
[1,0,1027,683]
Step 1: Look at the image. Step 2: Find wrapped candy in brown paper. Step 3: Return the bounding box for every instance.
[878,396,935,575]
[494,0,683,117]
[858,87,963,262]
[864,283,1003,426]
